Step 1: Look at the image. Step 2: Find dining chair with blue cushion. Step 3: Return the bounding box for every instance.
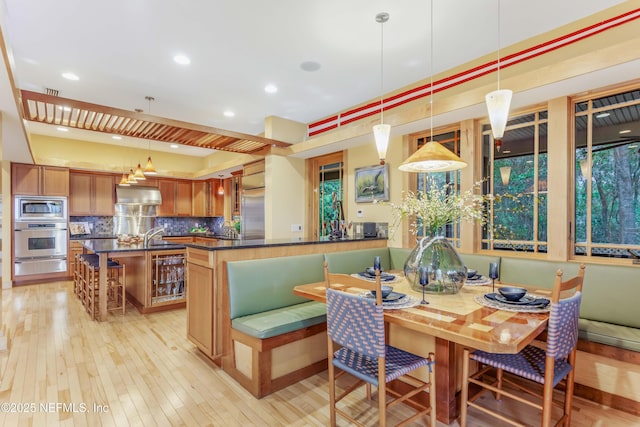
[324,263,436,427]
[460,263,586,427]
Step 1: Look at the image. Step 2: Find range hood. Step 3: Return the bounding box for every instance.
[114,185,162,236]
[116,185,162,205]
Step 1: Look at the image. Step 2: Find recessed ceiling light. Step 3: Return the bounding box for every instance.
[170,144,179,149]
[264,84,278,94]
[62,72,79,81]
[619,129,631,134]
[112,135,122,140]
[300,61,321,72]
[595,112,610,118]
[173,55,190,65]
[57,106,71,112]
[223,110,235,118]
[56,127,69,132]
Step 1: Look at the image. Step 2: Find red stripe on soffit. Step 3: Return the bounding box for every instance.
[307,8,640,136]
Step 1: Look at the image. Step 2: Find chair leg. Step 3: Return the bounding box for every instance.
[563,352,577,426]
[496,367,504,400]
[460,348,470,427]
[327,342,336,427]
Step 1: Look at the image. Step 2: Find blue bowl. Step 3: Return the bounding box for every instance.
[498,286,527,302]
[365,266,384,276]
[466,269,477,278]
[371,285,393,299]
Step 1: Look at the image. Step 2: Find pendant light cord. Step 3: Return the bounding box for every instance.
[497,0,501,90]
[379,15,385,124]
[429,0,434,143]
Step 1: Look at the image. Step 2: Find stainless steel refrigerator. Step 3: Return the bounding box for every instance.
[241,173,265,239]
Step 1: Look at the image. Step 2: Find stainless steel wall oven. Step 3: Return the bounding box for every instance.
[14,196,68,277]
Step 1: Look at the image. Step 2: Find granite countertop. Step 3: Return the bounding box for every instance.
[183,236,387,251]
[77,236,387,253]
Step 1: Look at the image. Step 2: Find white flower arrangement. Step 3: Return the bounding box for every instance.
[385,177,491,237]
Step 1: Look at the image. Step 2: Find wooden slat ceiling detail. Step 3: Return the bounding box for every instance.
[19,90,291,154]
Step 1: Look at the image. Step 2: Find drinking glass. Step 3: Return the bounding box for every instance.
[419,266,429,305]
[373,256,381,272]
[489,262,499,293]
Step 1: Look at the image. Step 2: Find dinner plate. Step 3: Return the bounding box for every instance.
[485,293,550,307]
[365,291,406,302]
[358,271,396,282]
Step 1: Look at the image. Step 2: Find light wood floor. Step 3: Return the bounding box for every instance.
[0,281,638,427]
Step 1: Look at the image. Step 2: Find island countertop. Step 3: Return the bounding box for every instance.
[78,238,186,253]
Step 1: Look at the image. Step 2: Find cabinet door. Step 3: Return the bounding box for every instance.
[192,181,208,217]
[157,180,176,216]
[12,163,40,195]
[187,262,213,356]
[176,180,192,216]
[93,175,115,215]
[42,166,69,196]
[69,173,92,215]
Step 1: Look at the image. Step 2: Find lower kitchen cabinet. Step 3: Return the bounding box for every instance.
[149,251,185,307]
[187,261,214,357]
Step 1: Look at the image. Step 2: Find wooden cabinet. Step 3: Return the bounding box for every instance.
[192,181,208,217]
[158,179,192,216]
[176,180,192,216]
[187,261,214,356]
[12,163,69,196]
[69,173,115,215]
[149,250,186,308]
[163,236,194,244]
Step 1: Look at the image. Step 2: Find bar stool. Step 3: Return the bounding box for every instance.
[73,253,83,299]
[106,259,126,316]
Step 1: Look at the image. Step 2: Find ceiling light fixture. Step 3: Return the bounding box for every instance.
[399,1,466,173]
[127,168,137,184]
[173,54,191,65]
[264,84,278,94]
[373,12,391,166]
[217,175,225,196]
[143,96,158,175]
[485,0,512,152]
[62,72,79,81]
[223,110,235,117]
[119,171,130,186]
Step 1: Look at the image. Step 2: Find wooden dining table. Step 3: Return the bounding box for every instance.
[293,274,552,425]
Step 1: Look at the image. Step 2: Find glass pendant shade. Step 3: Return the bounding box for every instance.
[485,89,512,140]
[579,159,589,178]
[500,166,511,185]
[398,140,467,172]
[144,156,157,175]
[119,173,130,186]
[373,123,391,165]
[127,169,137,184]
[134,163,146,180]
[217,178,224,195]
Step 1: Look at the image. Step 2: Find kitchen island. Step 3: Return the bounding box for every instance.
[182,236,387,365]
[79,238,188,317]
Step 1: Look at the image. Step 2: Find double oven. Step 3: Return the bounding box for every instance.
[14,196,68,277]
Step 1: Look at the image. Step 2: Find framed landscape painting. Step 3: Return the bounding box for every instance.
[355,164,389,202]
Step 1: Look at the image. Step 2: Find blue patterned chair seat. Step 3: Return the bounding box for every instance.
[470,345,573,388]
[333,344,432,387]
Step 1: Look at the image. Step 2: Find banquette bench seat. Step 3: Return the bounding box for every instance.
[225,253,328,398]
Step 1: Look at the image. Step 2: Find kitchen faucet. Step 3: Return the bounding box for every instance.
[143,226,164,246]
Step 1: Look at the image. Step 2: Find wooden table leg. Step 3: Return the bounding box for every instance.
[435,337,458,425]
[99,253,108,321]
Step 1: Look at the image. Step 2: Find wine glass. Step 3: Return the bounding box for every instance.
[419,266,429,305]
[373,256,381,273]
[489,262,499,293]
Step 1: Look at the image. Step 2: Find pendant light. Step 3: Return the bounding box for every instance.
[119,171,130,186]
[500,166,511,186]
[134,162,146,180]
[485,0,512,151]
[399,1,467,173]
[127,168,137,184]
[217,175,224,195]
[143,96,158,175]
[373,12,390,165]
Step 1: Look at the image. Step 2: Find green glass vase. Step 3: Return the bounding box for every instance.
[404,235,467,294]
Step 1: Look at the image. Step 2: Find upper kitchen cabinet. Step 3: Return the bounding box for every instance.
[192,181,208,217]
[158,179,192,216]
[12,163,69,196]
[69,172,116,216]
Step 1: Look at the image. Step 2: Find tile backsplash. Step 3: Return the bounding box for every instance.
[70,216,225,236]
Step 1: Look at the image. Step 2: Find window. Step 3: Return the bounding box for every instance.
[308,152,345,239]
[410,129,462,245]
[482,111,548,252]
[574,88,640,259]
